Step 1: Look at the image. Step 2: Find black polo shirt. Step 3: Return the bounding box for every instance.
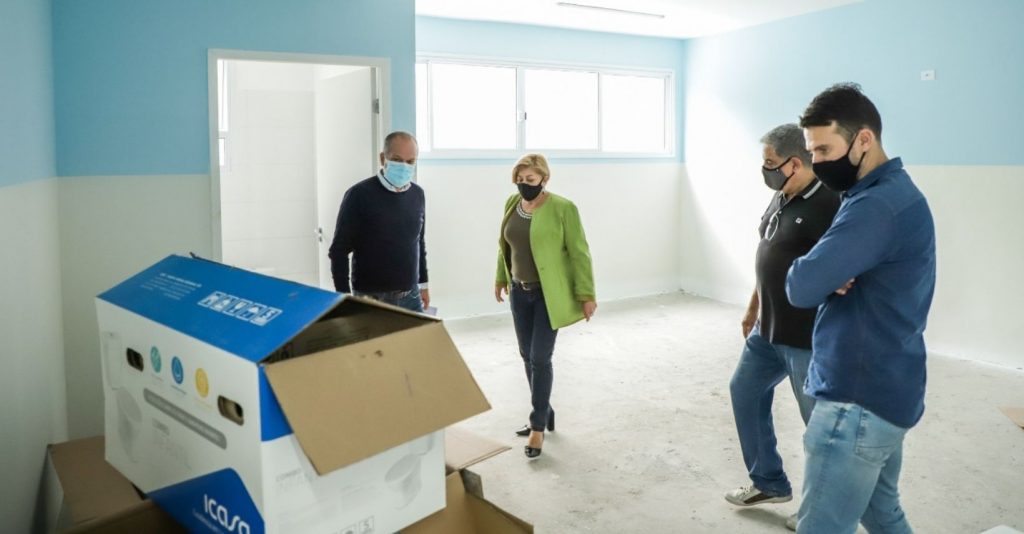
[755,179,840,349]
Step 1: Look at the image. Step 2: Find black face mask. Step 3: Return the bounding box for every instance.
[813,135,866,192]
[518,182,543,201]
[761,157,795,191]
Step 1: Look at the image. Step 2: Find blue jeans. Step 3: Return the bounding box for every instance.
[355,288,423,313]
[510,285,558,432]
[729,329,815,496]
[797,400,912,534]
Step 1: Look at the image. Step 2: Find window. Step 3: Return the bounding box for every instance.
[415,57,673,158]
[524,68,598,150]
[415,63,431,151]
[602,74,666,153]
[430,63,517,150]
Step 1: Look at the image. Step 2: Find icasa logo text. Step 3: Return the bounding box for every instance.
[204,494,251,534]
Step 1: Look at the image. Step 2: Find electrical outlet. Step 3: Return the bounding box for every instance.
[920,69,936,81]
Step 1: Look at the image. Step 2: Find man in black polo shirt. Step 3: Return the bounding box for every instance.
[725,124,840,514]
[328,131,429,312]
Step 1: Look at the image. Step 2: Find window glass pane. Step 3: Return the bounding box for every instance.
[430,63,517,150]
[601,74,667,153]
[415,63,431,151]
[524,69,598,150]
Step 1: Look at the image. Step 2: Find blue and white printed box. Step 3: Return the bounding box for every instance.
[95,255,490,534]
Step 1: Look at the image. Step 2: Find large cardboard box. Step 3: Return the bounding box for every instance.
[95,255,490,534]
[403,427,533,534]
[41,436,185,533]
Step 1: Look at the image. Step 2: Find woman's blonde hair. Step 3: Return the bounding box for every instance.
[511,153,550,183]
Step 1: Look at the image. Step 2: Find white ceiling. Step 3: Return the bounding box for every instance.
[416,0,862,39]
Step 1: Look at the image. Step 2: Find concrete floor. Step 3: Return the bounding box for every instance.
[443,292,1024,533]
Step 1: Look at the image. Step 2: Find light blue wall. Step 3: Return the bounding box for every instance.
[685,0,1024,165]
[0,0,56,187]
[416,16,687,162]
[54,0,416,176]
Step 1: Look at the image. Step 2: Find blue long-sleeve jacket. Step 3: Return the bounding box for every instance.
[786,157,936,428]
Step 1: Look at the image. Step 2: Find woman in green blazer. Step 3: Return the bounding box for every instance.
[494,154,596,459]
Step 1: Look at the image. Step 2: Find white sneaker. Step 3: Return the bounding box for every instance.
[724,486,793,507]
[786,513,797,531]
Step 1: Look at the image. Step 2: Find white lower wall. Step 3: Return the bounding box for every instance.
[679,163,1024,369]
[417,162,684,318]
[678,163,766,306]
[0,179,67,534]
[58,174,213,438]
[910,165,1024,369]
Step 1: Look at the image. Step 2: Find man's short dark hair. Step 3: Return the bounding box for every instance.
[760,123,812,166]
[383,131,417,156]
[799,83,882,143]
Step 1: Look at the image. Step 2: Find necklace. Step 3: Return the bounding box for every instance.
[516,202,533,219]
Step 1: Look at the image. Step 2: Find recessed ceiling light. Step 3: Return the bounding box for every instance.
[555,2,667,19]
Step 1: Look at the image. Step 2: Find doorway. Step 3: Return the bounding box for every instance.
[208,51,388,290]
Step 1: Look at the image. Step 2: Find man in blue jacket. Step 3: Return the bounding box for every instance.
[787,83,936,533]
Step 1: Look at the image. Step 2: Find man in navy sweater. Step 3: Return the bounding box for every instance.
[787,84,936,533]
[329,131,429,312]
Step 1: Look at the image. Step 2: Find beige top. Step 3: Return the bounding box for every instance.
[502,206,540,283]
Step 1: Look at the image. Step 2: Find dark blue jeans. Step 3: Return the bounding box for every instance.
[510,285,558,432]
[355,288,423,313]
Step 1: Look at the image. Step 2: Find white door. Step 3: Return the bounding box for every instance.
[314,68,378,290]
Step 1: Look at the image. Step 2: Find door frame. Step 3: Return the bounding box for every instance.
[206,49,390,263]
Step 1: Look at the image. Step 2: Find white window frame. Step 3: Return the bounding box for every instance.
[217,59,231,171]
[416,53,676,159]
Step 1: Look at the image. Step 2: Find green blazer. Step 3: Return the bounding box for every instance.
[496,192,596,330]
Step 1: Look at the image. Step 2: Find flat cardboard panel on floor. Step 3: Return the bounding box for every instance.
[95,255,491,534]
[980,527,1024,534]
[443,426,511,473]
[999,406,1024,429]
[43,436,184,534]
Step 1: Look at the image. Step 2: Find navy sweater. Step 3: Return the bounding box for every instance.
[786,158,935,428]
[328,176,427,293]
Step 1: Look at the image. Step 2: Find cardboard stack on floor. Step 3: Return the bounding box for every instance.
[91,254,530,533]
[40,429,530,534]
[41,436,184,533]
[404,426,532,533]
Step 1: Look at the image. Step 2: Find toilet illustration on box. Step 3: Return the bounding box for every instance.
[101,331,143,462]
[384,433,435,509]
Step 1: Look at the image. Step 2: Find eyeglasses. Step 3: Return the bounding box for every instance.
[764,209,782,241]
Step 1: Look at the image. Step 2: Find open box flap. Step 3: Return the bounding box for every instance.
[341,293,442,322]
[265,322,491,475]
